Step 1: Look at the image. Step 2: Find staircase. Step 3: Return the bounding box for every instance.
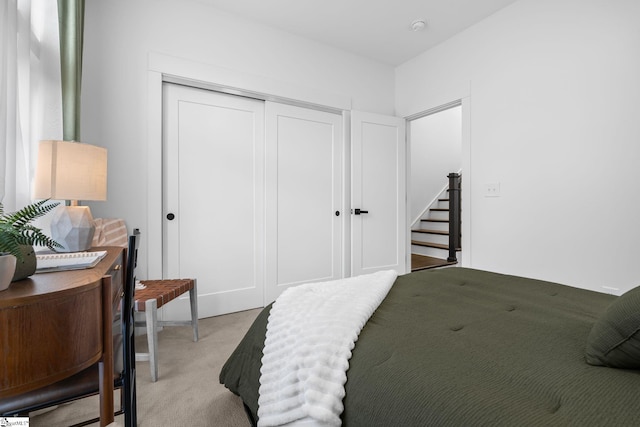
[411,173,461,271]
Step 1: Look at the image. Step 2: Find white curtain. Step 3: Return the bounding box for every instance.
[0,0,62,212]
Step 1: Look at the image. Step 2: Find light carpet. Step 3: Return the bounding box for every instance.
[30,308,261,427]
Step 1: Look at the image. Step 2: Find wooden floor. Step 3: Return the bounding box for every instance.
[411,254,457,271]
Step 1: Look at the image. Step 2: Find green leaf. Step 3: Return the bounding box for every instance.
[0,200,62,260]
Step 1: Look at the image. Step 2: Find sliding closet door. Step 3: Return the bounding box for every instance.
[163,83,265,318]
[265,102,343,303]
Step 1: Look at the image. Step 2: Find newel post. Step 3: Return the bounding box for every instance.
[447,173,461,262]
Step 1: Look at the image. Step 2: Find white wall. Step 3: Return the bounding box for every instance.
[410,106,462,225]
[396,0,640,293]
[81,0,395,277]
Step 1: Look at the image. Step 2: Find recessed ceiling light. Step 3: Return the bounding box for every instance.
[411,19,426,32]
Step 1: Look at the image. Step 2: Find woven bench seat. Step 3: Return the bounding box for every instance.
[134,279,195,311]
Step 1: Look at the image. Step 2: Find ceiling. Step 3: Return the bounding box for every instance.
[195,0,520,66]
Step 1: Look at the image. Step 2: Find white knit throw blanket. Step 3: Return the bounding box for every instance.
[257,270,398,427]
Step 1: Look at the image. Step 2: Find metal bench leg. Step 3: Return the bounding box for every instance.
[145,299,159,382]
[190,279,199,342]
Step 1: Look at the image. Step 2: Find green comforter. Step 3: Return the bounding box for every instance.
[220,268,640,426]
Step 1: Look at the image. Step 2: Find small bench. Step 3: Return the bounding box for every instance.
[134,279,199,382]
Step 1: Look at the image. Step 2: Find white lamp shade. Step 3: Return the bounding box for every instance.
[33,140,107,201]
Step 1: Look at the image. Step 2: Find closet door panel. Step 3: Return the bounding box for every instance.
[265,102,343,303]
[163,83,265,318]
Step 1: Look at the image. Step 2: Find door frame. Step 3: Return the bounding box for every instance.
[146,53,351,280]
[404,98,471,268]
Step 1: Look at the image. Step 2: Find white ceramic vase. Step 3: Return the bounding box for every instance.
[0,254,17,292]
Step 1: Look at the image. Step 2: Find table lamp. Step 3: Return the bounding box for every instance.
[33,140,107,252]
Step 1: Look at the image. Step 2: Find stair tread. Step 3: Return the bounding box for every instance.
[411,240,461,250]
[421,218,448,223]
[413,229,448,235]
[430,208,449,212]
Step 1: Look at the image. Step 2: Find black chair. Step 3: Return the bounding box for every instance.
[0,231,139,427]
[121,230,139,426]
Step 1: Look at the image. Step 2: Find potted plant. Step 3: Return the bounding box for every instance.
[0,199,62,290]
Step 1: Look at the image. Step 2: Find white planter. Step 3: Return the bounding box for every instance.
[0,254,17,292]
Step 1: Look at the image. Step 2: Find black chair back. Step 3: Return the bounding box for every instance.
[122,229,140,427]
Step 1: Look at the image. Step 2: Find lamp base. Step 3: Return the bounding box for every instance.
[50,206,96,252]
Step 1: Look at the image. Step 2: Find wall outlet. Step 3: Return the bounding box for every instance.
[485,182,501,197]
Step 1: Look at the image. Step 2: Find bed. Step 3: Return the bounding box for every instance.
[220,267,640,426]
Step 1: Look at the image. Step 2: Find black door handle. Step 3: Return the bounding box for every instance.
[166,213,175,220]
[354,209,369,215]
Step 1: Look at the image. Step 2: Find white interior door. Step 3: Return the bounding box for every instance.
[351,110,407,276]
[265,102,343,303]
[163,83,265,318]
